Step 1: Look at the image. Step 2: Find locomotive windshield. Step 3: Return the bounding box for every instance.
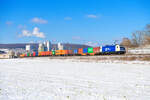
[120,46,125,51]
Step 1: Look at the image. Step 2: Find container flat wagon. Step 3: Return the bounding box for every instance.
[20,45,126,58]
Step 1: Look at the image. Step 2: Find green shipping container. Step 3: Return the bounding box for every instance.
[27,53,30,56]
[52,51,55,55]
[88,48,93,53]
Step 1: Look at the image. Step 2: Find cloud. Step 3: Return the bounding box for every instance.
[22,30,32,37]
[32,27,45,38]
[20,27,45,38]
[87,14,98,18]
[64,17,72,20]
[6,21,13,25]
[31,17,48,24]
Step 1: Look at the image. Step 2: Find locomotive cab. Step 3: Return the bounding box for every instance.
[119,46,126,54]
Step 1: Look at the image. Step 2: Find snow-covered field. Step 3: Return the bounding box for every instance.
[0,58,150,100]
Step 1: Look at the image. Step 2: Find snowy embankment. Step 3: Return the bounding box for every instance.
[0,58,150,100]
[128,45,150,54]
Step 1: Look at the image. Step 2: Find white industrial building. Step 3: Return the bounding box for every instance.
[38,41,52,52]
[58,42,64,50]
[26,45,32,51]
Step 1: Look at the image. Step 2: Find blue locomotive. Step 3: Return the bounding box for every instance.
[101,45,126,54]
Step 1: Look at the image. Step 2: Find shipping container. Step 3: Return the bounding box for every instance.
[44,51,47,56]
[38,52,41,56]
[83,48,88,53]
[61,50,66,55]
[36,52,38,56]
[52,51,55,55]
[68,50,73,55]
[27,53,30,57]
[33,52,36,56]
[56,50,63,55]
[31,53,33,57]
[48,51,52,56]
[45,51,50,56]
[48,51,51,56]
[64,50,68,55]
[93,47,100,54]
[78,48,83,55]
[64,50,72,55]
[40,52,43,56]
[55,50,60,55]
[40,51,46,56]
[73,49,78,54]
[88,48,93,53]
[20,54,24,58]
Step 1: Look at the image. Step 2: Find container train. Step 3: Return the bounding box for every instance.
[20,45,126,57]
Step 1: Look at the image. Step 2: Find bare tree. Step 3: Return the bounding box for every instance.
[144,24,150,45]
[131,31,145,47]
[146,24,150,32]
[120,38,132,53]
[120,38,131,47]
[121,24,150,48]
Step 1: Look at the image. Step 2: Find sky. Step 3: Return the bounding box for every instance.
[0,0,150,46]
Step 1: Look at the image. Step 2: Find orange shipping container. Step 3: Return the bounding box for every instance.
[20,54,24,58]
[40,51,46,56]
[45,51,50,56]
[61,50,66,55]
[56,50,68,55]
[65,50,69,55]
[55,50,61,55]
[38,52,41,56]
[78,48,83,55]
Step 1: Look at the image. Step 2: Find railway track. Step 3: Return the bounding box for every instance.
[23,54,150,61]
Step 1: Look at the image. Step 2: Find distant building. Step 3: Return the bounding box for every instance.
[46,41,52,51]
[38,41,52,52]
[58,42,64,50]
[38,43,44,52]
[26,45,32,51]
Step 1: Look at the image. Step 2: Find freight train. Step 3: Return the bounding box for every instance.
[20,45,126,57]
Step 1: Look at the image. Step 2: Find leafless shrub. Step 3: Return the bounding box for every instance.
[119,56,137,61]
[143,24,150,45]
[140,56,150,61]
[131,31,145,47]
[144,35,150,44]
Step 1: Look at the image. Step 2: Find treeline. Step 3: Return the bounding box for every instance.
[121,24,150,48]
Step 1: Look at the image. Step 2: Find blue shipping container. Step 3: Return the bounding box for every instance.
[74,49,78,54]
[35,52,38,56]
[83,48,88,53]
[102,45,116,52]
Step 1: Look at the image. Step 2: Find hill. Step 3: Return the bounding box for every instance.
[0,43,91,50]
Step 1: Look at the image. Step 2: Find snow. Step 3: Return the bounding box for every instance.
[128,45,150,54]
[0,58,150,100]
